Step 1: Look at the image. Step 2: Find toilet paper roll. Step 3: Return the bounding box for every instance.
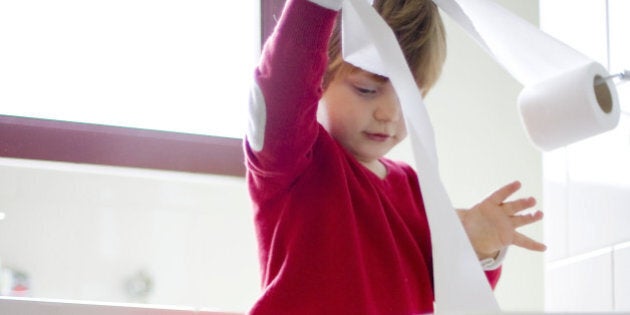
[435,0,622,151]
[518,62,621,151]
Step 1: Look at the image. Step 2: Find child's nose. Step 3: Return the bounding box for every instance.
[374,101,401,122]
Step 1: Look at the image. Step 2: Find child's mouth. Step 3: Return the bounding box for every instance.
[365,132,390,142]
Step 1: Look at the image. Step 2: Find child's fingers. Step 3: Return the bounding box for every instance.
[488,180,521,204]
[510,210,543,228]
[513,231,547,252]
[500,197,536,215]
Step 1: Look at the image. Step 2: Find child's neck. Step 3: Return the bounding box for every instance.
[360,159,387,179]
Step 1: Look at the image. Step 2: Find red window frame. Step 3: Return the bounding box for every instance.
[0,0,286,177]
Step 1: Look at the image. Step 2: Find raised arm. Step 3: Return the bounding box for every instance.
[246,0,342,186]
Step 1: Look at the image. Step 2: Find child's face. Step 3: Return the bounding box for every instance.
[317,69,407,165]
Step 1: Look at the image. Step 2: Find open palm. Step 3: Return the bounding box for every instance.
[458,181,547,260]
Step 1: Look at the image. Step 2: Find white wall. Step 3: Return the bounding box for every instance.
[0,158,260,312]
[390,0,545,311]
[539,0,630,312]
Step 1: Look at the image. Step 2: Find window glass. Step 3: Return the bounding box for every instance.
[0,0,259,138]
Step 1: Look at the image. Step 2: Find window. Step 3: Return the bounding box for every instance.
[0,0,287,176]
[1,0,257,139]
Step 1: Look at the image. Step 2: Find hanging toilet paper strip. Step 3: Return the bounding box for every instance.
[341,0,623,313]
[343,0,500,313]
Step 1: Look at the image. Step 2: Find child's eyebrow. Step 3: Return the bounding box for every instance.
[345,63,390,83]
[354,70,389,83]
[368,73,390,83]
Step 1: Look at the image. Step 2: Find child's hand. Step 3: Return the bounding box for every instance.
[457,181,547,260]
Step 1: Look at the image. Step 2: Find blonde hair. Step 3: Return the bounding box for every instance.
[322,0,446,96]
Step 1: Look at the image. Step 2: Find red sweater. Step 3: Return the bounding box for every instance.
[245,1,500,314]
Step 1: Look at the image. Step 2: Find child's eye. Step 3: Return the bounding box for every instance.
[355,86,377,95]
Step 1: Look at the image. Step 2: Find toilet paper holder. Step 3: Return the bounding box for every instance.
[596,69,630,85]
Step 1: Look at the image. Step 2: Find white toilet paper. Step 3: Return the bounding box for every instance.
[434,0,621,151]
[518,61,620,151]
[343,0,500,313]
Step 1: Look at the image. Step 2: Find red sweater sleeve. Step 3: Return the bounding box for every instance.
[247,0,337,186]
[485,267,502,289]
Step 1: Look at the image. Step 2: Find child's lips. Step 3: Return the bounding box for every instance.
[364,132,391,142]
